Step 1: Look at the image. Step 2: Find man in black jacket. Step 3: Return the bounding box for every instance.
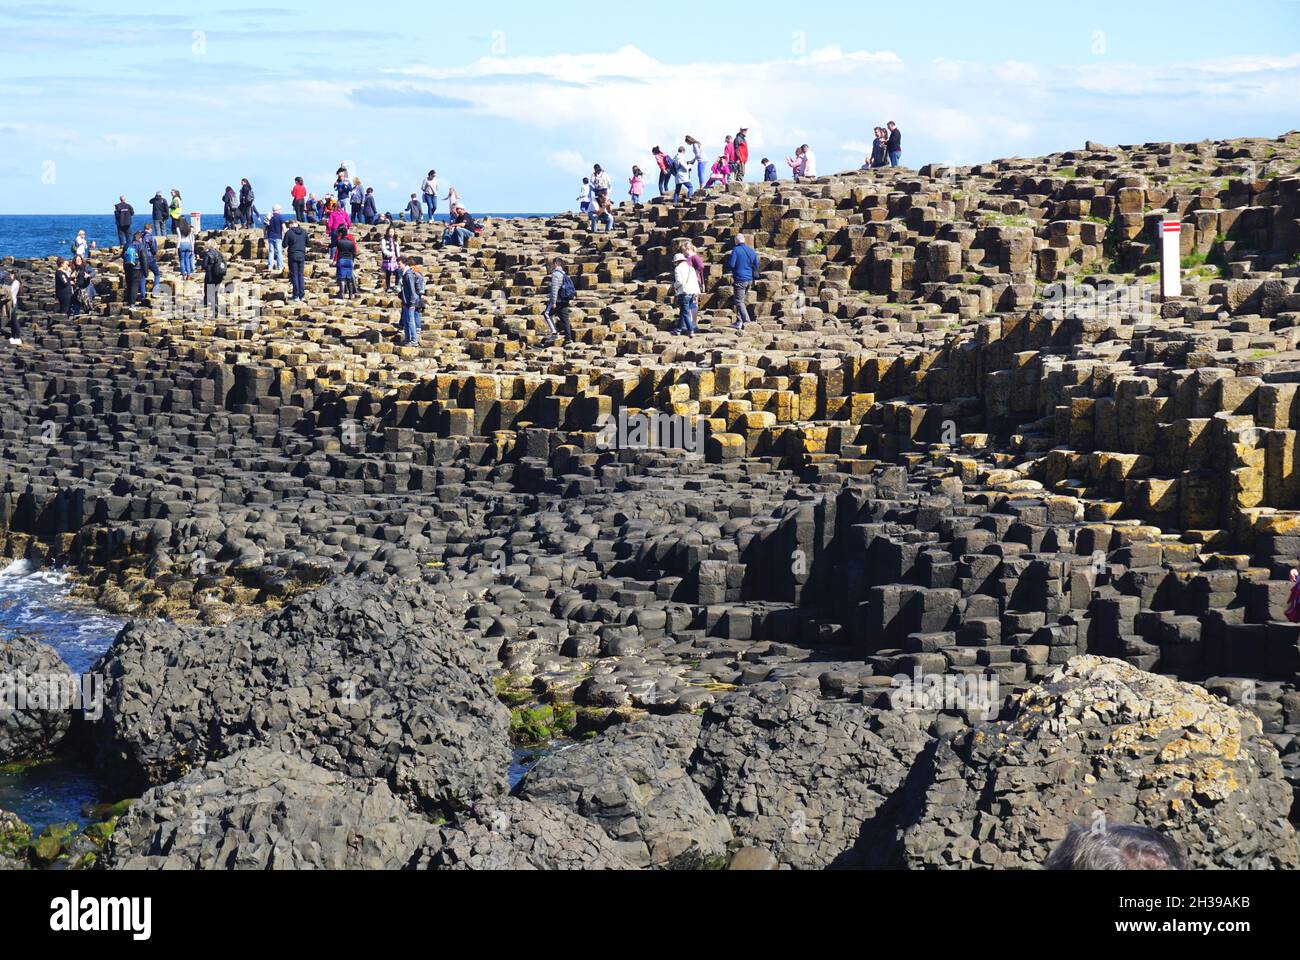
[114,196,134,247]
[238,179,254,228]
[283,220,308,301]
[150,192,168,236]
[887,122,902,167]
[202,245,226,317]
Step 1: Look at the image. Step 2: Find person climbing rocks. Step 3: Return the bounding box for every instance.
[588,193,615,233]
[284,218,308,301]
[672,252,699,337]
[685,136,705,188]
[673,147,694,203]
[577,177,592,215]
[113,196,135,247]
[726,232,759,331]
[544,256,577,346]
[122,233,140,306]
[762,158,778,182]
[629,166,645,206]
[682,240,705,328]
[652,147,671,196]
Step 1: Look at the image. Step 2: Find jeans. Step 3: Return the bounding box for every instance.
[424,194,438,220]
[444,226,474,247]
[400,304,419,345]
[658,171,671,194]
[153,219,165,237]
[673,181,694,203]
[734,161,746,182]
[205,283,219,317]
[889,150,901,167]
[696,160,707,187]
[267,238,283,270]
[733,279,752,327]
[589,212,613,232]
[676,294,698,334]
[179,248,194,277]
[117,227,130,247]
[289,258,305,299]
[293,199,306,221]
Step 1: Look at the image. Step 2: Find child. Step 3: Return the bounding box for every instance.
[629,166,644,206]
[762,158,778,182]
[577,177,592,214]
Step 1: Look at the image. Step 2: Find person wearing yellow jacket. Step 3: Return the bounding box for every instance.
[168,190,184,235]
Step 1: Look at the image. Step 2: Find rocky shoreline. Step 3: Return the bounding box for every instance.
[2,133,1300,868]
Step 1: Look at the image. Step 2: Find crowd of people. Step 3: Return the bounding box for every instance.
[12,122,906,349]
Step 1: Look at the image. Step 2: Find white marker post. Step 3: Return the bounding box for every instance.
[1160,218,1182,299]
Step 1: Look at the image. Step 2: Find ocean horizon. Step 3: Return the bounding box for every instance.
[0,212,559,262]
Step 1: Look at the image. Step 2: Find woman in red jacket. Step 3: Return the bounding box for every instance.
[291,177,307,222]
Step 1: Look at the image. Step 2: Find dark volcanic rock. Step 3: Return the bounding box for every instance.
[100,747,437,869]
[516,714,732,868]
[83,578,510,814]
[0,808,31,870]
[0,635,75,762]
[687,682,934,869]
[419,797,637,870]
[899,657,1300,870]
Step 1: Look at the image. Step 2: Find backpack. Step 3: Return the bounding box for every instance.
[1287,571,1300,623]
[206,249,227,282]
[123,244,139,267]
[558,272,576,303]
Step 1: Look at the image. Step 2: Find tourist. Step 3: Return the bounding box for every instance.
[887,121,902,167]
[284,218,308,301]
[682,240,705,328]
[326,199,351,248]
[788,144,816,180]
[150,191,168,236]
[421,170,439,222]
[265,205,285,273]
[405,193,422,223]
[142,224,161,295]
[380,227,401,293]
[362,188,378,226]
[652,147,671,196]
[544,256,576,345]
[397,259,422,346]
[168,190,184,235]
[592,165,612,208]
[706,154,730,189]
[54,259,73,318]
[629,166,644,206]
[350,178,365,224]
[443,185,461,212]
[871,127,889,168]
[202,243,226,317]
[723,135,736,174]
[113,196,134,247]
[132,232,150,301]
[685,135,705,188]
[304,192,319,223]
[726,233,759,330]
[762,158,778,182]
[222,186,237,229]
[672,252,699,336]
[176,220,196,281]
[335,169,353,205]
[334,228,358,300]
[443,205,480,247]
[1045,824,1186,871]
[733,128,750,181]
[238,179,255,228]
[122,234,140,306]
[0,266,21,344]
[71,255,97,317]
[673,148,694,203]
[71,230,91,261]
[577,177,592,215]
[291,177,308,222]
[589,194,614,233]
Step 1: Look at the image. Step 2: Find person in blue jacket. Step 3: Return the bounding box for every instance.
[726,233,759,330]
[362,188,378,225]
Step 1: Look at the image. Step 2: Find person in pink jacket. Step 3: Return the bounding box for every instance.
[705,156,731,188]
[724,135,736,167]
[629,166,645,206]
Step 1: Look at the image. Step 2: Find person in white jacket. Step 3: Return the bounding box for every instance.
[672,252,700,336]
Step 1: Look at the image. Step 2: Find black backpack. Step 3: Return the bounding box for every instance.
[206,249,227,282]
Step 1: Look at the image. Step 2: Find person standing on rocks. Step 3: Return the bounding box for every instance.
[629,166,644,206]
[284,218,308,301]
[334,227,358,300]
[544,256,576,346]
[652,147,670,196]
[53,258,73,318]
[685,136,705,188]
[405,193,422,223]
[168,190,184,235]
[304,191,319,223]
[122,234,140,306]
[350,178,365,224]
[733,127,749,181]
[222,186,237,229]
[672,252,699,337]
[443,185,461,213]
[723,135,736,174]
[150,191,168,237]
[762,157,778,181]
[238,179,255,228]
[577,177,592,215]
[291,177,308,222]
[0,266,21,344]
[682,240,705,328]
[397,259,422,346]
[176,220,196,282]
[871,127,888,168]
[421,170,439,222]
[673,148,694,203]
[887,122,902,167]
[335,169,352,206]
[142,224,161,297]
[131,231,150,302]
[265,205,285,273]
[726,233,759,331]
[380,226,401,293]
[71,229,91,262]
[113,196,134,247]
[362,188,378,226]
[202,242,226,317]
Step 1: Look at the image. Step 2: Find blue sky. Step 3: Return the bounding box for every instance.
[1,0,1297,215]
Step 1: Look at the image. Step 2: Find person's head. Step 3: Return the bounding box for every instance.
[633,165,643,176]
[411,193,418,200]
[735,233,747,247]
[179,220,191,236]
[551,256,565,272]
[652,146,662,156]
[677,146,686,155]
[887,121,897,130]
[593,164,603,174]
[685,135,697,145]
[673,252,686,264]
[272,204,282,214]
[119,195,126,203]
[354,177,361,187]
[172,188,180,197]
[132,232,141,241]
[143,224,152,234]
[76,229,85,239]
[739,127,748,135]
[1045,824,1186,871]
[681,240,696,254]
[72,254,84,268]
[800,144,809,153]
[55,257,66,268]
[725,135,733,143]
[761,157,770,166]
[582,177,589,185]
[241,178,249,185]
[295,176,304,186]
